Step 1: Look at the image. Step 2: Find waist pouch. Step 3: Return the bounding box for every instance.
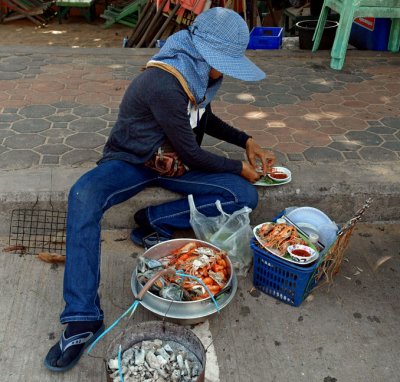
[145,144,187,177]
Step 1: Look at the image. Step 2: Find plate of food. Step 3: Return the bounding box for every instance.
[254,166,292,187]
[253,222,319,265]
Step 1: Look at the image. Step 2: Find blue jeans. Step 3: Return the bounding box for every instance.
[60,159,258,323]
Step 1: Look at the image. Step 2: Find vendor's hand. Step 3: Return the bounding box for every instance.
[245,138,276,175]
[241,161,261,183]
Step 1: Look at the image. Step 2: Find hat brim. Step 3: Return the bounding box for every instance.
[193,38,266,82]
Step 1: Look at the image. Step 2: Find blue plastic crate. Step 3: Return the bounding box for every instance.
[251,238,319,307]
[349,17,391,51]
[247,27,283,50]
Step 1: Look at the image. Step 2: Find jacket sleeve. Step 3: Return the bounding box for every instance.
[147,73,243,174]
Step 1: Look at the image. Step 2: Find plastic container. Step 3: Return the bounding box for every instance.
[296,20,338,50]
[349,17,391,51]
[247,27,283,50]
[251,238,318,307]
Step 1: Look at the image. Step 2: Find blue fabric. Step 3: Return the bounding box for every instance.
[190,7,265,82]
[151,30,222,106]
[60,159,257,321]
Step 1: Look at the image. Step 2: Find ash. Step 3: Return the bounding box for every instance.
[107,339,203,382]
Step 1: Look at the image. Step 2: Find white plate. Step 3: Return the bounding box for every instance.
[286,207,338,248]
[255,166,292,187]
[253,222,319,265]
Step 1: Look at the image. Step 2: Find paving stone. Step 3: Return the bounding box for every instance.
[345,131,383,146]
[19,105,56,118]
[65,132,105,149]
[4,134,45,149]
[97,127,112,138]
[52,122,70,129]
[0,130,15,140]
[60,149,101,166]
[53,101,82,109]
[267,93,298,105]
[359,147,398,161]
[329,141,361,151]
[303,147,344,162]
[0,72,23,80]
[227,152,246,161]
[0,145,9,155]
[0,114,22,123]
[202,135,222,147]
[286,153,305,161]
[367,126,396,135]
[302,83,334,93]
[69,117,108,132]
[3,108,18,113]
[11,119,51,133]
[382,141,400,151]
[343,151,362,160]
[220,82,247,93]
[34,144,71,155]
[41,155,60,165]
[46,113,79,123]
[0,149,40,169]
[367,120,383,126]
[381,134,398,142]
[73,105,109,117]
[334,73,364,83]
[100,113,118,122]
[221,93,253,104]
[0,63,27,72]
[216,141,244,153]
[381,117,400,129]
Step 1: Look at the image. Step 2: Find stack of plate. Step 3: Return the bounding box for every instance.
[286,207,338,249]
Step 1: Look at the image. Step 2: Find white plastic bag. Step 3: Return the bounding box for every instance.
[188,194,254,276]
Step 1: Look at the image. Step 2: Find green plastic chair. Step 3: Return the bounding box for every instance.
[312,0,400,70]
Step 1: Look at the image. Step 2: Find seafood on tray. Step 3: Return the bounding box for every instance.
[137,241,231,302]
[255,222,309,256]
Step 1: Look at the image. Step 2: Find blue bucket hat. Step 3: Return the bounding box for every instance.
[189,7,265,82]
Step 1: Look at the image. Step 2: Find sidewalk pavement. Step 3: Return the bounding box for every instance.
[0,46,400,234]
[0,45,399,382]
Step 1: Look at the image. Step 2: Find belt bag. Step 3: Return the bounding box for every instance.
[145,146,187,177]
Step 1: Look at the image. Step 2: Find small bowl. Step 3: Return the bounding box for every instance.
[287,244,317,263]
[267,166,291,183]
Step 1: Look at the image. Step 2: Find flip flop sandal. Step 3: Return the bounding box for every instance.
[44,323,105,372]
[130,227,170,249]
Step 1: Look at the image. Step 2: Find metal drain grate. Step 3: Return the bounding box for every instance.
[9,207,67,254]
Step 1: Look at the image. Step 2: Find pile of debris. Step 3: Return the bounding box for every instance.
[107,339,203,382]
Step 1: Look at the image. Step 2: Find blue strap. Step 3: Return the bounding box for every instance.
[175,270,221,313]
[87,300,140,354]
[118,345,124,382]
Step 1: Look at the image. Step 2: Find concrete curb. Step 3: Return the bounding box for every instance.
[1,162,398,234]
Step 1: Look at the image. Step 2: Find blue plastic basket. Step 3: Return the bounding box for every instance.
[251,238,319,307]
[247,27,283,50]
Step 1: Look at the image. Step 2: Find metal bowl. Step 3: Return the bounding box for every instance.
[131,269,237,324]
[135,238,234,302]
[131,238,237,324]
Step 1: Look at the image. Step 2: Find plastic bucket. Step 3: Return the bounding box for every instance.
[296,20,338,50]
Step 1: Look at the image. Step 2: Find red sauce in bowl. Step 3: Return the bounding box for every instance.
[291,249,311,257]
[270,172,288,179]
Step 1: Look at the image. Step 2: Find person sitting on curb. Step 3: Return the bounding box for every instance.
[44,7,276,372]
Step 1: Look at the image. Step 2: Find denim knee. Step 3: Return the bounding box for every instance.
[241,183,258,210]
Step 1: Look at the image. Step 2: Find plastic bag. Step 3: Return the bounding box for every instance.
[188,194,254,276]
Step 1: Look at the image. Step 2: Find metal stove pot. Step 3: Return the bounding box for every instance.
[131,238,238,324]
